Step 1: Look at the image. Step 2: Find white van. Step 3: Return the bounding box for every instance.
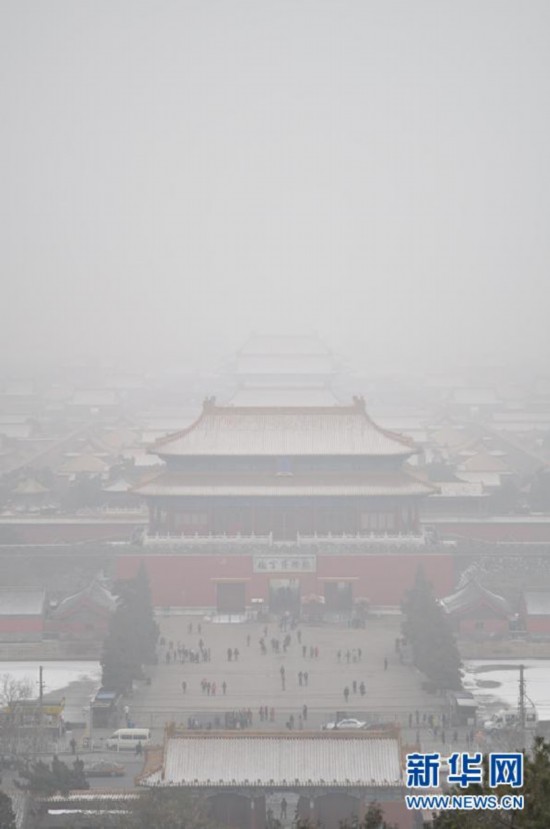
[106,728,151,751]
[484,710,537,732]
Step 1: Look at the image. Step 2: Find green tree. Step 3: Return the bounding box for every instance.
[429,737,550,827]
[0,789,16,829]
[402,567,462,691]
[101,566,159,692]
[101,599,143,693]
[15,756,89,796]
[61,476,104,511]
[339,801,398,828]
[117,789,220,828]
[133,562,160,665]
[294,802,397,828]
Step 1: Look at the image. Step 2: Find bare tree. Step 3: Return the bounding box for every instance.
[0,673,35,756]
[0,674,34,708]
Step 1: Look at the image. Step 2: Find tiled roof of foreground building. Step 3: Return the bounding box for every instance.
[151,398,416,459]
[138,732,403,789]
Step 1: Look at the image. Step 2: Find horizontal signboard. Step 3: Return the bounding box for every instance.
[253,555,316,573]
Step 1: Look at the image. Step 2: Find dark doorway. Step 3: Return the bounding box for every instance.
[269,578,300,613]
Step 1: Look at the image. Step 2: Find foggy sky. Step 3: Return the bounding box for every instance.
[2,2,550,375]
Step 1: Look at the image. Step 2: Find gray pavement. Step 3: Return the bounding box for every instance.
[127,614,449,740]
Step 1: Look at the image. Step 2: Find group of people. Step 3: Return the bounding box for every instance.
[336,648,362,663]
[198,678,228,695]
[164,640,211,664]
[342,680,366,701]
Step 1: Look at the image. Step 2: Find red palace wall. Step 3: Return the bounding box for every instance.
[115,552,454,608]
[0,617,43,636]
[458,618,509,636]
[525,617,550,635]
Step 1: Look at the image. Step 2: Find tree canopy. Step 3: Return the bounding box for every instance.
[101,563,159,693]
[116,789,220,829]
[0,790,16,829]
[402,567,462,691]
[429,737,550,827]
[15,755,89,796]
[294,802,397,828]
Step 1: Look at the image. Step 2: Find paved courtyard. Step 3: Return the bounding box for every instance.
[128,613,449,740]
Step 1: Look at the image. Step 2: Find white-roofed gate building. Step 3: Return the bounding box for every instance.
[137,728,417,829]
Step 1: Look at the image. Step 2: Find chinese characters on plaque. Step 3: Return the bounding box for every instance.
[253,555,317,573]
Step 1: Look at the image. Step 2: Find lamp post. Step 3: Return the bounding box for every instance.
[89,699,94,751]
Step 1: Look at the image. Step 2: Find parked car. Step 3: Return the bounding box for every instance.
[322,718,367,731]
[84,760,125,778]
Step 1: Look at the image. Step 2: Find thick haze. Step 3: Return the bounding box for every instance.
[1,1,549,374]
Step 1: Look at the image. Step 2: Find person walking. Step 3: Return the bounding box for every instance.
[280,797,287,820]
[344,686,350,703]
[352,680,357,694]
[302,644,307,658]
[181,680,187,694]
[227,647,232,662]
[298,671,303,686]
[302,704,308,721]
[359,681,365,696]
[222,681,227,695]
[303,671,309,686]
[234,648,239,661]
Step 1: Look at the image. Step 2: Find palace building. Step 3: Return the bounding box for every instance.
[120,397,454,613]
[136,396,432,540]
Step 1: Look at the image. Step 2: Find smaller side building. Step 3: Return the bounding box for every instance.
[46,580,117,641]
[521,590,550,636]
[0,588,45,642]
[440,580,512,637]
